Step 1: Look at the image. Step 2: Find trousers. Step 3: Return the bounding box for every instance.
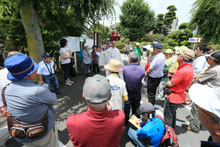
[23,126,59,147]
[42,74,59,93]
[164,98,180,129]
[189,103,201,131]
[124,90,141,125]
[147,76,162,105]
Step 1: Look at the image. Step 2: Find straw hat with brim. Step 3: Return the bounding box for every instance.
[136,42,140,46]
[4,54,39,81]
[104,59,122,72]
[189,84,220,118]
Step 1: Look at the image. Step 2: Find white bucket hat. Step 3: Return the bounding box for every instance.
[189,84,220,118]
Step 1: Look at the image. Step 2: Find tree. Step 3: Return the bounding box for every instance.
[153,5,177,36]
[167,22,193,47]
[163,5,177,36]
[86,23,111,41]
[0,0,115,62]
[153,14,164,34]
[119,0,155,41]
[190,0,220,43]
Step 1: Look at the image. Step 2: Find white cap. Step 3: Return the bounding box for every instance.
[189,84,220,118]
[142,45,153,52]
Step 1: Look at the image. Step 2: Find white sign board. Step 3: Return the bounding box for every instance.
[188,38,201,43]
[85,38,94,49]
[64,37,80,52]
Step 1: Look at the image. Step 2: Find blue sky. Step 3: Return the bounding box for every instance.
[101,0,196,27]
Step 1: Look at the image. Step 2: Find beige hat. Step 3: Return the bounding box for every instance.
[104,59,122,72]
[179,46,195,60]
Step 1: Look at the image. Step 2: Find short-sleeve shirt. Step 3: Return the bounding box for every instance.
[37,61,55,76]
[198,65,220,88]
[107,74,127,110]
[0,68,11,107]
[123,64,145,92]
[59,47,71,64]
[5,80,57,143]
[149,52,165,78]
[164,57,173,71]
[136,117,165,147]
[134,47,142,57]
[66,108,125,147]
[193,55,207,76]
[168,63,194,104]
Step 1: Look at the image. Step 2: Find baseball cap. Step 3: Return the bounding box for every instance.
[42,53,51,58]
[83,74,111,104]
[179,46,194,60]
[154,43,163,50]
[189,84,220,118]
[137,102,155,115]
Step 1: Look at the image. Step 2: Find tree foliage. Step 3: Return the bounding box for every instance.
[119,0,155,41]
[0,0,115,59]
[153,5,177,36]
[190,0,220,43]
[86,23,111,41]
[167,22,193,47]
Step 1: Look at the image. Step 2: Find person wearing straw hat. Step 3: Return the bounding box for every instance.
[164,46,194,129]
[3,54,58,147]
[66,74,125,147]
[189,84,220,146]
[105,59,128,110]
[182,51,220,133]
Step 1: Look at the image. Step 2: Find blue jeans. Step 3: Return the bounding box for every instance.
[83,63,91,75]
[42,74,59,93]
[128,128,150,147]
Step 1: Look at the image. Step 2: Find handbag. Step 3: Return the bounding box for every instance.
[2,85,48,139]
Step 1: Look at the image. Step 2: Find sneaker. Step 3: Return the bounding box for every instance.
[65,81,72,86]
[68,80,74,84]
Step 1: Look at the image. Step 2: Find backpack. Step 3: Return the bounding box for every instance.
[156,115,179,147]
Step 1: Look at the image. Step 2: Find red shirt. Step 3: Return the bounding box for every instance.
[66,107,125,147]
[167,63,194,104]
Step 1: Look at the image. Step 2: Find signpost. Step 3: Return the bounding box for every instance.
[188,37,201,50]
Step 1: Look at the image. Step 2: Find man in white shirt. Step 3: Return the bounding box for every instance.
[0,51,20,147]
[37,53,60,94]
[99,40,124,77]
[105,59,128,110]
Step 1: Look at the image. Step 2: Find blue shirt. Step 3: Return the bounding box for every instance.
[136,117,165,147]
[123,64,145,92]
[5,80,57,143]
[83,49,92,64]
[193,55,207,76]
[149,52,165,78]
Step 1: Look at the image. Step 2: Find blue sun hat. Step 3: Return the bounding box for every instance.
[4,54,39,81]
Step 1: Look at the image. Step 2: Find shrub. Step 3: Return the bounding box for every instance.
[116,41,125,50]
[167,39,178,47]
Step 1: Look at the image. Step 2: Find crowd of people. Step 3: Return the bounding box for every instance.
[0,39,220,147]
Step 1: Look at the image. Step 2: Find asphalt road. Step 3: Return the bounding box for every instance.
[2,55,210,147]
